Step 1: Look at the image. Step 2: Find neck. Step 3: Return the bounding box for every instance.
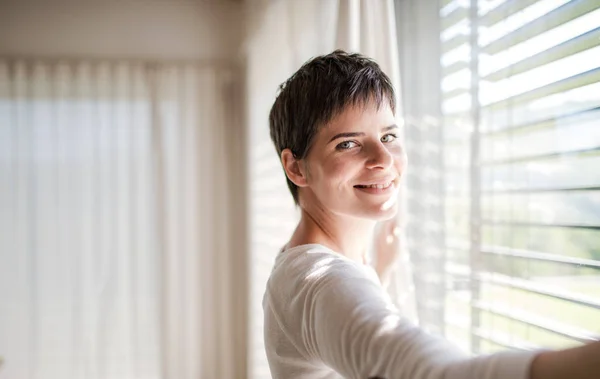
[287,201,376,264]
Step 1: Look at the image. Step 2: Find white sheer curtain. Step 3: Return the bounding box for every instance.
[245,1,417,377]
[0,59,246,379]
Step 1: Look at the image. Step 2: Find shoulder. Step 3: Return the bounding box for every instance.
[273,244,378,286]
[265,244,383,309]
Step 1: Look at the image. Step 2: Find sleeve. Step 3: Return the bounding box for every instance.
[298,260,538,379]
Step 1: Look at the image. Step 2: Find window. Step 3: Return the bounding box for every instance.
[439,0,600,354]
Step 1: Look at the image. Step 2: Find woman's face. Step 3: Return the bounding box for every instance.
[302,100,406,221]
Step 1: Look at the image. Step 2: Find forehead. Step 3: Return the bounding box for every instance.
[321,101,395,134]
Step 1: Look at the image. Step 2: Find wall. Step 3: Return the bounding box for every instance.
[0,0,244,61]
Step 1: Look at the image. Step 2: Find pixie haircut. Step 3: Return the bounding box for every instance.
[269,49,396,205]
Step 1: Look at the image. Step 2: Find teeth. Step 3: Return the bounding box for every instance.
[361,182,392,189]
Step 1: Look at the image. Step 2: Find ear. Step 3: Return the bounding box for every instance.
[281,149,309,187]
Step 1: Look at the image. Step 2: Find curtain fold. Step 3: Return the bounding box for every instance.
[395,0,447,335]
[0,59,245,379]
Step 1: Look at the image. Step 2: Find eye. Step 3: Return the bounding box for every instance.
[381,133,398,143]
[336,140,358,150]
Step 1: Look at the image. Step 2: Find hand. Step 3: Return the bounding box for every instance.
[530,340,600,379]
[373,217,403,286]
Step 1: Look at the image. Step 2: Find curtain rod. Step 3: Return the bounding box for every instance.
[0,54,243,70]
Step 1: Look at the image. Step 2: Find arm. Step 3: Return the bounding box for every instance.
[302,261,536,379]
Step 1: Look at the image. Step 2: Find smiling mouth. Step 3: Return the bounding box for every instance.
[354,182,394,189]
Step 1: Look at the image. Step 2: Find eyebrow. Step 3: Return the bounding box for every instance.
[328,124,399,143]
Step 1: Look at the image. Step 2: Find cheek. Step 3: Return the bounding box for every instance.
[324,156,359,188]
[402,151,408,170]
[309,157,356,200]
[391,146,407,169]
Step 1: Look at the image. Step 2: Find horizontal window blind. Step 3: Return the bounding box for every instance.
[440,0,600,354]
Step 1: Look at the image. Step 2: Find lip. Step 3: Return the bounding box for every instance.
[353,177,398,195]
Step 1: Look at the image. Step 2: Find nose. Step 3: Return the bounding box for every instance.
[365,142,394,170]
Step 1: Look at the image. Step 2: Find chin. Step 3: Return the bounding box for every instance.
[328,193,400,221]
[355,201,399,221]
[372,206,399,221]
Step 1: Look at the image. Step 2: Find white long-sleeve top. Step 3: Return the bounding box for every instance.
[263,243,537,379]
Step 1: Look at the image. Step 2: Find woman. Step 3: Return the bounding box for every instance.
[263,50,599,379]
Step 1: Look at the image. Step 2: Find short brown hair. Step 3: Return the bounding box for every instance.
[269,50,396,204]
